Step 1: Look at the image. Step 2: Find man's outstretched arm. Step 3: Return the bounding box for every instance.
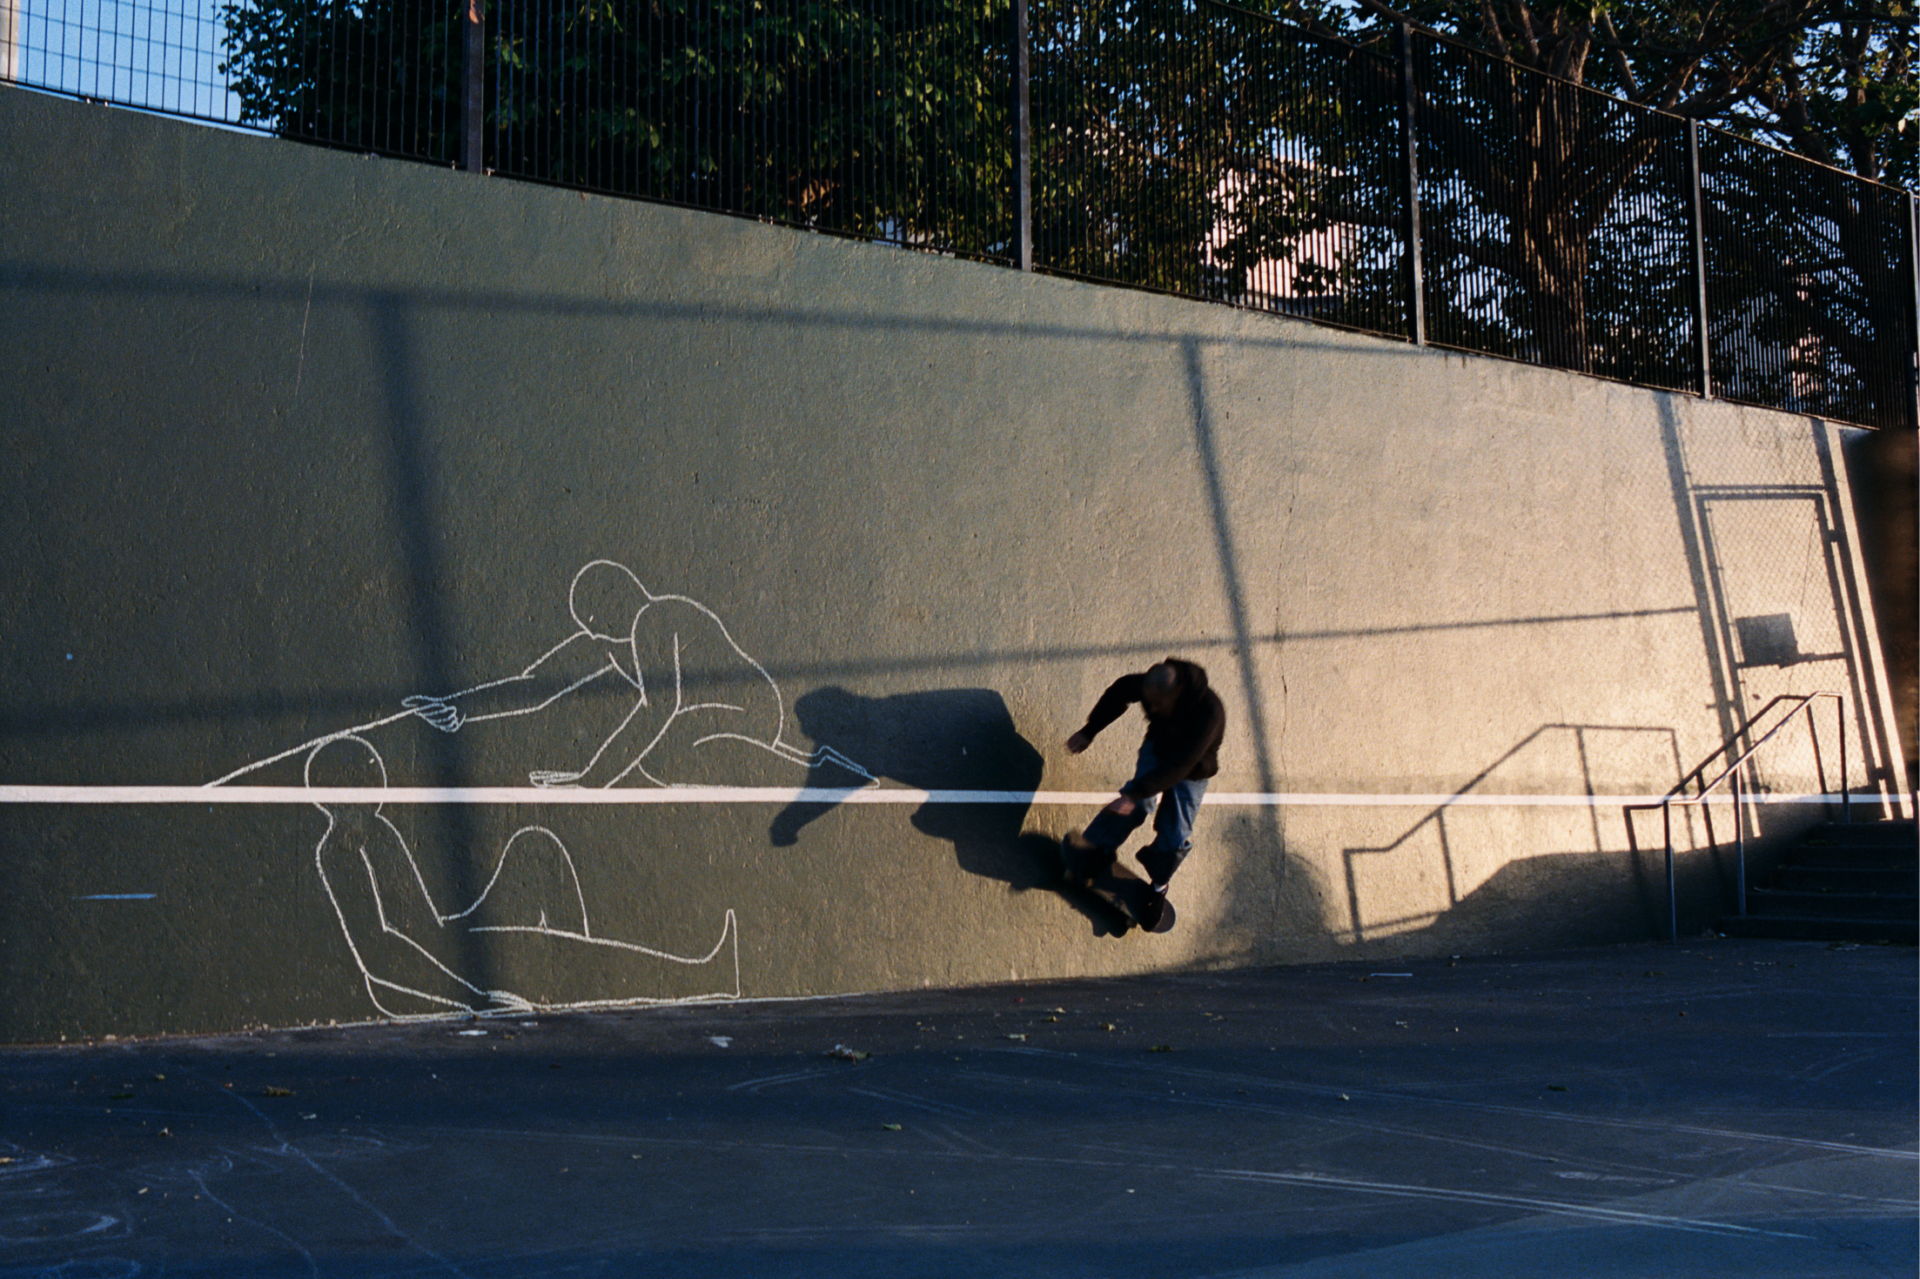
[1067,673,1146,750]
[406,633,621,731]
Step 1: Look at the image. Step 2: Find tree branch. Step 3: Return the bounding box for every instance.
[1598,10,1640,99]
[1350,0,1447,42]
[1477,0,1514,61]
[1508,0,1543,62]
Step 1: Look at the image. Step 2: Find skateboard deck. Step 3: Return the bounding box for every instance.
[1060,833,1176,934]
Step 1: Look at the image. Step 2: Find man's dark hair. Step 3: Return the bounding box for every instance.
[1152,657,1210,699]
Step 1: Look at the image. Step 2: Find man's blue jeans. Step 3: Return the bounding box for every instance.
[1081,740,1209,888]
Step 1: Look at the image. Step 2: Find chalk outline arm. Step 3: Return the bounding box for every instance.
[211,563,869,788]
[408,632,631,733]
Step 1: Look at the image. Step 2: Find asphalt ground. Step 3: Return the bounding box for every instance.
[1,937,1914,1278]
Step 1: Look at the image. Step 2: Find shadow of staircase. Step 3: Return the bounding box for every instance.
[1719,819,1917,944]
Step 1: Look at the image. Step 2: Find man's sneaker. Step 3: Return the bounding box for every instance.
[1137,884,1170,931]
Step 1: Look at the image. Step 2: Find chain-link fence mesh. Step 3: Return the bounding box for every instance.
[1031,0,1411,339]
[1413,35,1701,391]
[1702,130,1917,431]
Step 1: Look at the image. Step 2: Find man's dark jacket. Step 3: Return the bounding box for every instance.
[1075,658,1226,799]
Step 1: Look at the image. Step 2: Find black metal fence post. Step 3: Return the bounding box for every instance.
[1904,187,1920,856]
[1910,192,1919,428]
[462,0,485,173]
[1395,23,1425,346]
[1013,0,1033,271]
[1688,120,1712,398]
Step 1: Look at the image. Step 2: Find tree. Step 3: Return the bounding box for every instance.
[1764,0,1915,189]
[220,0,465,163]
[219,0,1018,257]
[1231,0,1916,416]
[1024,0,1868,378]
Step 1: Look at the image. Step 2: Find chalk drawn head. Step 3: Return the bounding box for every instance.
[569,560,652,641]
[304,735,388,812]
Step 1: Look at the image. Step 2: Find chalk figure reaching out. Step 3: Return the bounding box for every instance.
[402,560,870,787]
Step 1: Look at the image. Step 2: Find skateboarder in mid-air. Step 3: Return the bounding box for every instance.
[1062,658,1225,932]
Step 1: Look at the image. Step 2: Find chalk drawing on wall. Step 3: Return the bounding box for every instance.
[307,736,739,1017]
[212,560,870,789]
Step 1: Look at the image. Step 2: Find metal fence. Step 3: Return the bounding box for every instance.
[1411,34,1701,391]
[1029,0,1411,337]
[5,0,1915,429]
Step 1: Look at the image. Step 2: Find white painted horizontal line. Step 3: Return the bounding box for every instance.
[0,786,1858,808]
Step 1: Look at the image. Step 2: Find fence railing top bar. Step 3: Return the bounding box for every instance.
[1696,116,1917,200]
[1185,0,1394,58]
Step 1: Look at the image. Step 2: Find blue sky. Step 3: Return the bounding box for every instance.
[8,0,241,120]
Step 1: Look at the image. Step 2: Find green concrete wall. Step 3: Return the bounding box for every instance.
[0,86,1910,1042]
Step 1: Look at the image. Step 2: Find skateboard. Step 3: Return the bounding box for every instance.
[1059,831,1176,934]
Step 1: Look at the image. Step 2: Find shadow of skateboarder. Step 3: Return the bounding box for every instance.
[771,687,1121,931]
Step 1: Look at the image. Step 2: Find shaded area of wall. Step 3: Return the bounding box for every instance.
[0,87,1909,1042]
[1844,428,1919,795]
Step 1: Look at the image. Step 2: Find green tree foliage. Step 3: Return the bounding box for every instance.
[221,0,465,162]
[220,0,1017,255]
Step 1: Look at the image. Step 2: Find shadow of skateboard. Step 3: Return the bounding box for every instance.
[1060,834,1175,934]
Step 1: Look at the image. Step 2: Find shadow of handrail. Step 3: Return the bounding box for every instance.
[1626,692,1847,943]
[1340,722,1684,943]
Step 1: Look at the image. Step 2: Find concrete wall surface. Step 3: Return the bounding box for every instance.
[1,87,1910,1042]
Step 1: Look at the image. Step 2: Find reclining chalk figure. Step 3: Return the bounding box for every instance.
[306,736,738,1017]
[402,559,871,788]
